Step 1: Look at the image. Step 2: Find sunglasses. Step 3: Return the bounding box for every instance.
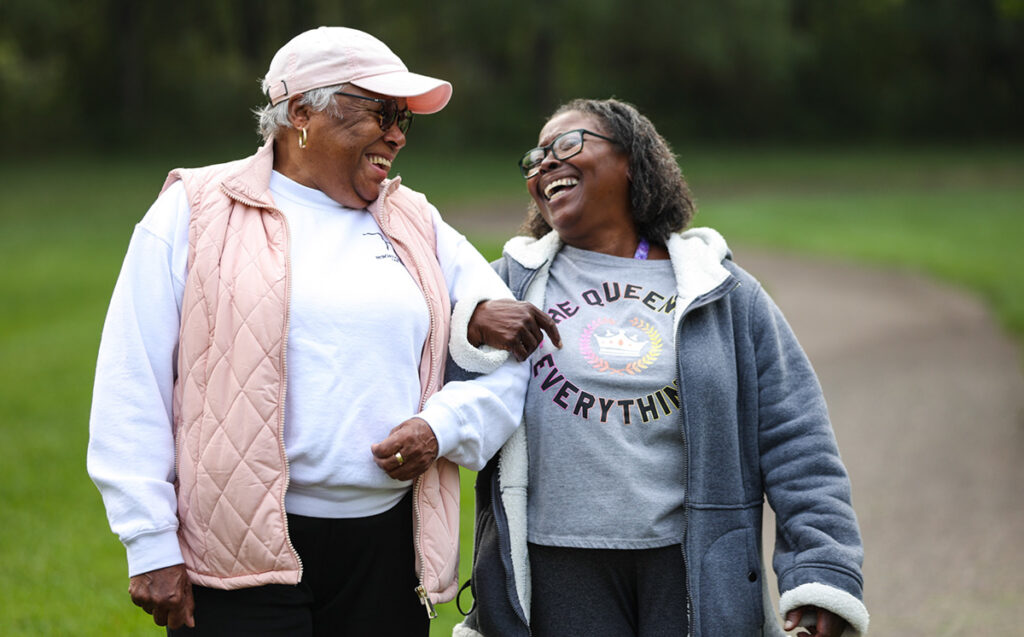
[334,91,413,134]
[518,129,618,179]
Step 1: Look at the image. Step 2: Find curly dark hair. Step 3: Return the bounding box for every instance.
[521,98,696,242]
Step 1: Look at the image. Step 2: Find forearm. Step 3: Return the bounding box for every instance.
[751,287,867,633]
[88,331,182,575]
[88,393,183,576]
[434,212,515,373]
[87,208,187,576]
[417,356,529,470]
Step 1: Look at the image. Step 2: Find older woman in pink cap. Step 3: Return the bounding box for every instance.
[87,27,547,636]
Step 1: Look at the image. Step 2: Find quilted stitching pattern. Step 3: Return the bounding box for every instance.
[171,153,300,588]
[167,154,461,598]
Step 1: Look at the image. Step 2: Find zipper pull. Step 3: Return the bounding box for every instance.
[415,585,438,619]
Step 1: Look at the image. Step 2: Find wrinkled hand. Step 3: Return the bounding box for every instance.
[784,606,848,637]
[129,564,195,629]
[371,417,439,481]
[467,299,562,361]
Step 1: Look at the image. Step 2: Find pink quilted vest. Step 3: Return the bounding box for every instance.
[163,140,460,610]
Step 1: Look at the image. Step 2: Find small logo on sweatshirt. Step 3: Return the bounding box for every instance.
[363,232,401,263]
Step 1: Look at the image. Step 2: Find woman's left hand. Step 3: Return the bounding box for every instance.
[371,417,439,481]
[784,606,849,637]
[468,299,562,361]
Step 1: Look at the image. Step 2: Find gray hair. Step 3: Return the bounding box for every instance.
[253,84,346,142]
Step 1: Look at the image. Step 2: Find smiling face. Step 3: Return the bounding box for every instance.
[278,86,408,209]
[528,111,635,253]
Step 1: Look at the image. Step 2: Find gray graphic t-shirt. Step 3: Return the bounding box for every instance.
[526,245,686,549]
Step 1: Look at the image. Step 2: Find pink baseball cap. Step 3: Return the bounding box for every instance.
[262,27,452,114]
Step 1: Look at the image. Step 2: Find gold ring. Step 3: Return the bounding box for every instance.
[395,451,405,466]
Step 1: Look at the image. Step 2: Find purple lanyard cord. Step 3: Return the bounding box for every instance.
[633,238,649,260]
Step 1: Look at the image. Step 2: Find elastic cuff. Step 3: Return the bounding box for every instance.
[417,402,461,460]
[779,582,870,635]
[125,527,185,577]
[452,623,485,637]
[449,297,511,374]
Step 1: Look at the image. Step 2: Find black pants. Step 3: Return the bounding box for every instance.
[169,492,428,637]
[529,543,689,637]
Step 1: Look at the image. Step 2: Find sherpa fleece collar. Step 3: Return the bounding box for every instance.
[502,227,733,329]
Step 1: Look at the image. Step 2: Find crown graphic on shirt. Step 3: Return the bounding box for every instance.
[594,329,647,358]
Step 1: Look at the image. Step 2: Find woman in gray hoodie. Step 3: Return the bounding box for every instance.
[455,98,868,637]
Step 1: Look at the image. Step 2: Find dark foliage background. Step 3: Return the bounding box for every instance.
[1,0,1021,153]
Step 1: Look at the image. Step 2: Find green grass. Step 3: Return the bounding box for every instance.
[682,145,1024,340]
[1,145,1021,635]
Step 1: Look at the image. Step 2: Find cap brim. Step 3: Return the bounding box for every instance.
[350,71,453,114]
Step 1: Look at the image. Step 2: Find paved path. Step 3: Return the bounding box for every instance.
[739,248,1024,635]
[449,209,1024,633]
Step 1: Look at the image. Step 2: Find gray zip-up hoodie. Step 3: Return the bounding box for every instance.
[453,228,868,636]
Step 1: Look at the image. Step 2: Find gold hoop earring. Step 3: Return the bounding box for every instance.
[298,127,308,149]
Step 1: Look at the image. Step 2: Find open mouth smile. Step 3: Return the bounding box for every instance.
[368,154,392,171]
[543,177,579,201]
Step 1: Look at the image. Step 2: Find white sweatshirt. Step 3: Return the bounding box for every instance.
[87,172,525,576]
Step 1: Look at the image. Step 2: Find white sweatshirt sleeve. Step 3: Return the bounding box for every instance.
[86,182,190,577]
[416,207,529,470]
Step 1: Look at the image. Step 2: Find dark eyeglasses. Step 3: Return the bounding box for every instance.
[518,129,618,179]
[334,91,413,134]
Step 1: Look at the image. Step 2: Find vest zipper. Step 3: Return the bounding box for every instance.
[415,583,437,618]
[412,287,440,620]
[220,187,304,581]
[274,207,302,579]
[415,227,442,619]
[375,196,441,619]
[413,272,440,619]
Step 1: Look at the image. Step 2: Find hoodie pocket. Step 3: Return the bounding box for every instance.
[699,527,763,634]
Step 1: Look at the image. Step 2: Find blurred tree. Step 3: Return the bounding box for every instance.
[0,0,1020,153]
[791,0,1024,140]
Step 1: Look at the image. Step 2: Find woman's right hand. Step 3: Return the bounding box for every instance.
[129,563,195,629]
[784,606,849,637]
[467,299,562,361]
